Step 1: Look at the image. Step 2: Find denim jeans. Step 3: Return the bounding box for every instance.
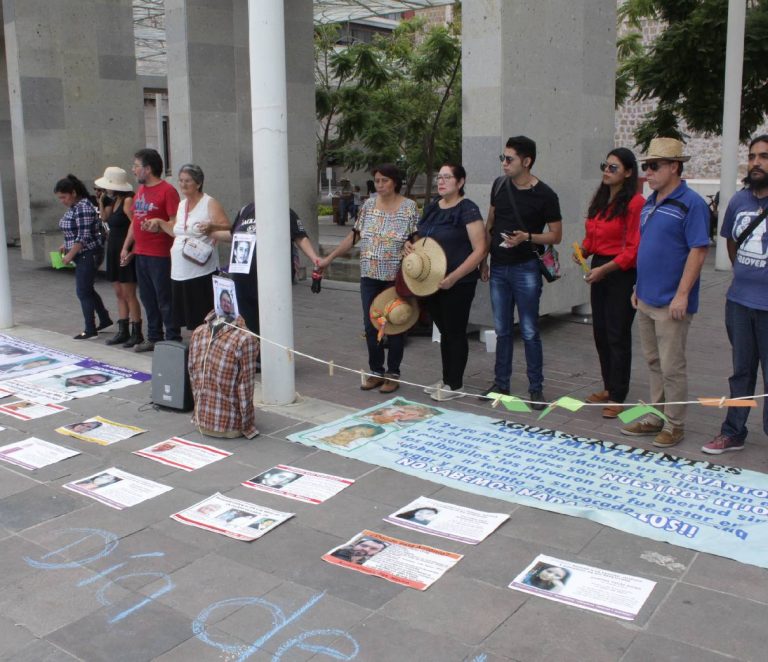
[721,300,768,440]
[74,249,109,334]
[360,277,404,376]
[135,254,180,342]
[490,260,543,392]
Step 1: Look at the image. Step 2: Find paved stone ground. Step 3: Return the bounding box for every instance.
[1,243,766,662]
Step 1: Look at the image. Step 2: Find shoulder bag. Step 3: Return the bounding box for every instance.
[181,199,214,266]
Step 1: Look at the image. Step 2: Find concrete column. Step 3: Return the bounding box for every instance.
[463,0,616,323]
[0,10,18,246]
[2,0,144,261]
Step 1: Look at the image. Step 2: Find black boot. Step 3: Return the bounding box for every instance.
[106,319,129,345]
[123,320,144,348]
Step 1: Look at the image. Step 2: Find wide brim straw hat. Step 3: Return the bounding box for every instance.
[94,166,133,192]
[369,287,420,338]
[401,237,447,297]
[638,137,691,162]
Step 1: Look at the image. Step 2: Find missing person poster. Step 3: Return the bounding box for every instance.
[56,416,146,446]
[229,233,255,274]
[133,437,232,472]
[243,464,354,504]
[0,437,80,470]
[64,468,172,510]
[0,401,67,421]
[212,275,239,319]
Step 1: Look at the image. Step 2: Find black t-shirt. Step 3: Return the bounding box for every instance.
[229,202,307,281]
[418,198,483,284]
[489,176,561,265]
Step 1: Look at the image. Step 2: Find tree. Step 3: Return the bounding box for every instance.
[617,0,768,148]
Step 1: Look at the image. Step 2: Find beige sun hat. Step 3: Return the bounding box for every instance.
[94,166,133,192]
[369,287,420,340]
[401,237,447,297]
[639,137,691,162]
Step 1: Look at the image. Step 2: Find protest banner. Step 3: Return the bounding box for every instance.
[0,437,80,470]
[64,468,172,509]
[55,416,146,446]
[510,554,656,620]
[323,529,462,590]
[0,335,80,375]
[0,400,67,420]
[171,493,293,541]
[133,437,232,471]
[243,464,354,504]
[289,398,768,568]
[386,496,509,544]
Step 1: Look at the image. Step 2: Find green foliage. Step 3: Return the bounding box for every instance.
[317,204,333,216]
[617,0,768,148]
[314,11,462,200]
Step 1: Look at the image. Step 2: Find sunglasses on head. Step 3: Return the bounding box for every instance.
[641,160,672,172]
[600,162,620,174]
[499,155,515,164]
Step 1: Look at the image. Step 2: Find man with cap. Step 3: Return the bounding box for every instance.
[702,134,768,455]
[621,137,710,448]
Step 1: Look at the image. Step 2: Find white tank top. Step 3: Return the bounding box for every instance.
[170,193,220,281]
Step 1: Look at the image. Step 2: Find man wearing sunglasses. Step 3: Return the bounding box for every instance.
[621,138,710,448]
[703,134,768,455]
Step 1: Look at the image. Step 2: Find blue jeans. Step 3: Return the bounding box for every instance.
[74,249,109,334]
[490,260,543,392]
[135,255,180,342]
[360,277,404,376]
[721,300,768,440]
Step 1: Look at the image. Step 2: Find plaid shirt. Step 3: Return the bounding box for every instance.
[59,199,102,251]
[189,312,260,438]
[354,197,419,281]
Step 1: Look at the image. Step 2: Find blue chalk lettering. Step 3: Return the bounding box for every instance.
[104,572,175,623]
[24,528,118,570]
[272,629,359,661]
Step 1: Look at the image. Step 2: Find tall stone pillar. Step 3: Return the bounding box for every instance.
[463,0,616,321]
[0,11,18,245]
[2,0,144,260]
[165,0,316,245]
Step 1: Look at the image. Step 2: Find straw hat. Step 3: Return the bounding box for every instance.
[639,137,691,162]
[401,237,447,296]
[94,166,133,192]
[369,287,419,340]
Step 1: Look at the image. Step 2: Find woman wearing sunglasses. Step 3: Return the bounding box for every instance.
[574,148,644,418]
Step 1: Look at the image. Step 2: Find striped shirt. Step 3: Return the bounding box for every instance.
[59,199,102,251]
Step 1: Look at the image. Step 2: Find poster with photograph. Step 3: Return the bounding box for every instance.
[0,335,80,373]
[212,275,238,319]
[0,355,67,380]
[386,496,510,544]
[323,529,462,590]
[228,233,255,274]
[171,492,294,541]
[0,400,68,421]
[55,416,146,446]
[243,464,354,504]
[509,554,657,620]
[0,437,80,470]
[64,468,172,510]
[133,436,232,471]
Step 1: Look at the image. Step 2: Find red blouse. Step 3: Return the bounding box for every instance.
[581,192,644,271]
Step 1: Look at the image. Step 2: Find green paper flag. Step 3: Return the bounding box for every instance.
[618,405,669,424]
[487,392,531,413]
[554,396,585,412]
[537,405,555,420]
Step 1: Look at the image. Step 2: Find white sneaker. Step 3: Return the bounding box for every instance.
[430,385,464,401]
[424,380,444,395]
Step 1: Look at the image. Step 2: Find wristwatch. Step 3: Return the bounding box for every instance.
[528,232,532,242]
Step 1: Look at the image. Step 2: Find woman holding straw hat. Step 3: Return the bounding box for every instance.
[404,163,487,401]
[94,166,143,347]
[320,164,419,394]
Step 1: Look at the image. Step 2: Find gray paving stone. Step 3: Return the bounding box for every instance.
[0,535,52,589]
[296,492,391,539]
[147,516,231,554]
[289,448,379,478]
[0,464,40,498]
[499,505,602,554]
[0,614,36,658]
[647,583,768,660]
[684,551,768,604]
[0,484,88,531]
[345,467,444,507]
[159,457,271,496]
[153,625,253,661]
[8,639,81,662]
[428,484,520,516]
[229,433,318,470]
[48,598,194,662]
[22,448,105,483]
[621,633,733,662]
[483,598,637,662]
[136,552,282,620]
[380,574,524,645]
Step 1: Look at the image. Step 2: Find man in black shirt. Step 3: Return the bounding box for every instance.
[480,136,563,409]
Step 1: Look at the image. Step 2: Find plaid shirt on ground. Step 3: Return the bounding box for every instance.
[59,199,102,251]
[189,312,260,438]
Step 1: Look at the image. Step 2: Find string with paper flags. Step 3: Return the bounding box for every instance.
[220,321,762,423]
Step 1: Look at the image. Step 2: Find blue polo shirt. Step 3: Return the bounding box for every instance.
[636,181,710,313]
[720,188,768,311]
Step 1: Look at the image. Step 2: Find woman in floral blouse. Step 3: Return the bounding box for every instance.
[321,164,418,393]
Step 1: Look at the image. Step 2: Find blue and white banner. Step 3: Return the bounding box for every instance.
[288,398,768,568]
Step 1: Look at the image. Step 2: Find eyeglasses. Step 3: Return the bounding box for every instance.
[434,174,455,182]
[600,162,620,174]
[499,155,515,164]
[641,160,671,172]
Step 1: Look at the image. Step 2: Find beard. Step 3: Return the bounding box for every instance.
[748,167,768,192]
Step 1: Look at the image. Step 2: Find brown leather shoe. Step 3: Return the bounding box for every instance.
[602,403,624,419]
[361,375,385,391]
[653,427,685,448]
[586,390,610,403]
[379,376,400,394]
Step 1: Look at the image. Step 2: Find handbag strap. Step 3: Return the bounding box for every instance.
[497,176,539,256]
[735,206,768,248]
